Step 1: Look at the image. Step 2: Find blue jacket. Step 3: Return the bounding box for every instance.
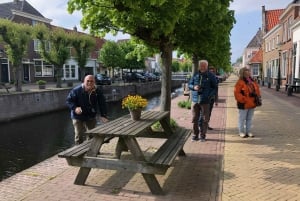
[188,71,217,104]
[66,84,107,121]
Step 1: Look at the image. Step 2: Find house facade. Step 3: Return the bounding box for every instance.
[261,1,300,88]
[242,28,262,69]
[291,16,300,83]
[279,1,300,85]
[0,0,105,84]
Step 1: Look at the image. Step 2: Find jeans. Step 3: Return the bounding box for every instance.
[192,102,210,138]
[238,108,255,134]
[72,118,97,144]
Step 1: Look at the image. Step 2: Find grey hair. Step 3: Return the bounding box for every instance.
[199,60,208,67]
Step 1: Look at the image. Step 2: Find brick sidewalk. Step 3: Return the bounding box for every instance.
[2,75,300,201]
[0,81,228,201]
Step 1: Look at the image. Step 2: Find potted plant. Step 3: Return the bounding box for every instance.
[36,80,47,89]
[122,94,148,120]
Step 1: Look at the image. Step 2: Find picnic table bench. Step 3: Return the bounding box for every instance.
[58,110,191,195]
[0,82,12,93]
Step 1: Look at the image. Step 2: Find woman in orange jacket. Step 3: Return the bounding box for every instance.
[234,67,261,138]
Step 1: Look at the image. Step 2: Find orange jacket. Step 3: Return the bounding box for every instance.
[234,78,261,109]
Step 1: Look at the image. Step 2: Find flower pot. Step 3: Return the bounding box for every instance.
[129,108,142,120]
[38,84,46,89]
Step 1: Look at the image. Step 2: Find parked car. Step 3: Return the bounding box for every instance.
[123,72,147,83]
[95,74,112,85]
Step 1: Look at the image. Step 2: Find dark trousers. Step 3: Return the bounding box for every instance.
[192,102,210,139]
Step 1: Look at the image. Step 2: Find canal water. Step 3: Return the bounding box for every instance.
[0,93,164,181]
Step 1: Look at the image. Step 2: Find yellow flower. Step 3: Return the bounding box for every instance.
[122,94,148,110]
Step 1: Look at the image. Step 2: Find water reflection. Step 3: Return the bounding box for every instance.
[0,93,162,181]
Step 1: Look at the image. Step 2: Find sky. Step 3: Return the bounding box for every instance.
[1,0,291,63]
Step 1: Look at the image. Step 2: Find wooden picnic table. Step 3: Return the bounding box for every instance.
[59,110,191,195]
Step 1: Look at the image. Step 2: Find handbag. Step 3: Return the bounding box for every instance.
[254,95,262,106]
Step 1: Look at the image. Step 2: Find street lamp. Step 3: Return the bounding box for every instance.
[276,50,281,91]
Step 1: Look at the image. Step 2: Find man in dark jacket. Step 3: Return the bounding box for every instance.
[66,75,108,144]
[188,60,217,142]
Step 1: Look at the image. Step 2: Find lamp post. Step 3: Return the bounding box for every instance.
[276,50,281,91]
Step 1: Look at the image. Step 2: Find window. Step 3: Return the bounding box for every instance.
[288,16,292,40]
[64,64,76,79]
[252,64,259,77]
[283,21,288,42]
[34,60,54,77]
[281,52,287,77]
[33,39,50,52]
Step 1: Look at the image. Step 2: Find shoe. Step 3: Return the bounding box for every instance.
[200,137,206,142]
[239,133,247,138]
[248,133,254,137]
[208,126,213,130]
[191,136,199,141]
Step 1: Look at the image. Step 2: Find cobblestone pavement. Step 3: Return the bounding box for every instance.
[222,77,300,201]
[0,79,227,201]
[1,75,300,201]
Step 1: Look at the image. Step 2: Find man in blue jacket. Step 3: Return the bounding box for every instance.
[66,75,109,145]
[189,60,217,142]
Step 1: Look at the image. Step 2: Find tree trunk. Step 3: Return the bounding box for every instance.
[56,67,62,88]
[192,53,199,76]
[14,65,22,92]
[159,45,173,114]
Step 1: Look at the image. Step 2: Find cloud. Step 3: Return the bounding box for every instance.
[230,0,289,14]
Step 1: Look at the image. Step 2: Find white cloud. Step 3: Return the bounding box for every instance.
[230,0,289,14]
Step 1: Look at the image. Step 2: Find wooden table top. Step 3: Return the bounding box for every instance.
[85,110,170,137]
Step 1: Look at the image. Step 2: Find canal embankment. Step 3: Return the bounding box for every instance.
[0,80,183,123]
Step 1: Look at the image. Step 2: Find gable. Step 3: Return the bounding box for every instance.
[0,0,44,20]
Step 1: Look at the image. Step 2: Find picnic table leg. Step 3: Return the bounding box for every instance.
[159,118,173,136]
[74,137,105,185]
[115,137,128,159]
[123,137,164,195]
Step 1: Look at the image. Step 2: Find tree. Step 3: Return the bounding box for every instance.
[0,19,33,91]
[98,40,124,76]
[71,33,96,81]
[34,24,73,88]
[119,40,149,71]
[174,0,235,74]
[171,61,180,72]
[68,0,190,113]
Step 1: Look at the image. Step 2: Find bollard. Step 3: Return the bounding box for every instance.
[287,86,293,96]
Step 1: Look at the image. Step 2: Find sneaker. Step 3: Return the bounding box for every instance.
[208,126,213,130]
[248,133,254,137]
[191,136,199,141]
[239,133,247,138]
[200,137,206,142]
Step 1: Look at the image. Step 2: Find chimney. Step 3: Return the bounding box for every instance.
[73,26,77,32]
[261,5,266,35]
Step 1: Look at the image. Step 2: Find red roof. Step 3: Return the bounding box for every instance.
[249,49,263,63]
[265,9,284,32]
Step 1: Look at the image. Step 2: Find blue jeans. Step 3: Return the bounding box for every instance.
[238,108,255,134]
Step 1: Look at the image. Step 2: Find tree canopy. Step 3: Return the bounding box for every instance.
[34,24,73,87]
[0,19,33,91]
[68,0,235,112]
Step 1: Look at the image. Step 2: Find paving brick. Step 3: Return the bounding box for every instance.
[1,75,300,200]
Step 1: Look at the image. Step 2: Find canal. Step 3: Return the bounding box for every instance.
[0,92,164,182]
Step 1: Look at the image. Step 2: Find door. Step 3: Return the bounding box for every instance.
[23,64,30,82]
[0,59,9,83]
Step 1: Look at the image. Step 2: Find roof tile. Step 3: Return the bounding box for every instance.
[265,9,284,32]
